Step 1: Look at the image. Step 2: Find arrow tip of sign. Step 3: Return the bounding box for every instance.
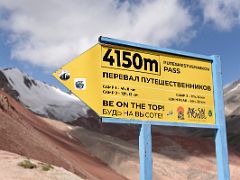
[52,70,60,80]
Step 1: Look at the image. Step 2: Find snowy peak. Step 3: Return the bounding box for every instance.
[0,67,89,122]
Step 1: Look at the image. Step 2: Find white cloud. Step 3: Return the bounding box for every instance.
[0,0,193,68]
[199,0,240,30]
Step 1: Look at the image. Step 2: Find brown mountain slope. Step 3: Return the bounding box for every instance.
[0,91,127,180]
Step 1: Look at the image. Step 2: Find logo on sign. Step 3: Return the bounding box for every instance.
[59,70,70,80]
[74,78,86,90]
[208,110,213,117]
[167,110,173,116]
[187,108,206,119]
[177,106,184,120]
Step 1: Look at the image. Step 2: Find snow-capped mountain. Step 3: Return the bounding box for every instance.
[224,80,240,117]
[0,68,89,122]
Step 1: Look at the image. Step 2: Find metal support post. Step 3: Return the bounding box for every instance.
[139,124,152,180]
[212,55,230,180]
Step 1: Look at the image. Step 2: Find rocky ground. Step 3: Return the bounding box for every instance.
[0,150,82,180]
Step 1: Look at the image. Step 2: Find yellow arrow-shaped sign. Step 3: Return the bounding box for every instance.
[53,43,215,124]
[53,44,102,114]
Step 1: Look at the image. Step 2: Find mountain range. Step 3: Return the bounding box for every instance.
[0,68,89,122]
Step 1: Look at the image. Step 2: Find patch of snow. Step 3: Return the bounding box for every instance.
[66,133,73,140]
[223,79,240,119]
[67,126,73,130]
[224,83,240,96]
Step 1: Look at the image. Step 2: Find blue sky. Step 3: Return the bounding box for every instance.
[173,24,240,85]
[0,0,240,88]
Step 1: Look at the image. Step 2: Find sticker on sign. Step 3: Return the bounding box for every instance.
[74,78,86,90]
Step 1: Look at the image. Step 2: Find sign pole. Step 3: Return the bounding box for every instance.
[139,123,152,180]
[212,55,230,180]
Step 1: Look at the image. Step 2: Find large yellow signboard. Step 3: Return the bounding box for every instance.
[53,44,215,125]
